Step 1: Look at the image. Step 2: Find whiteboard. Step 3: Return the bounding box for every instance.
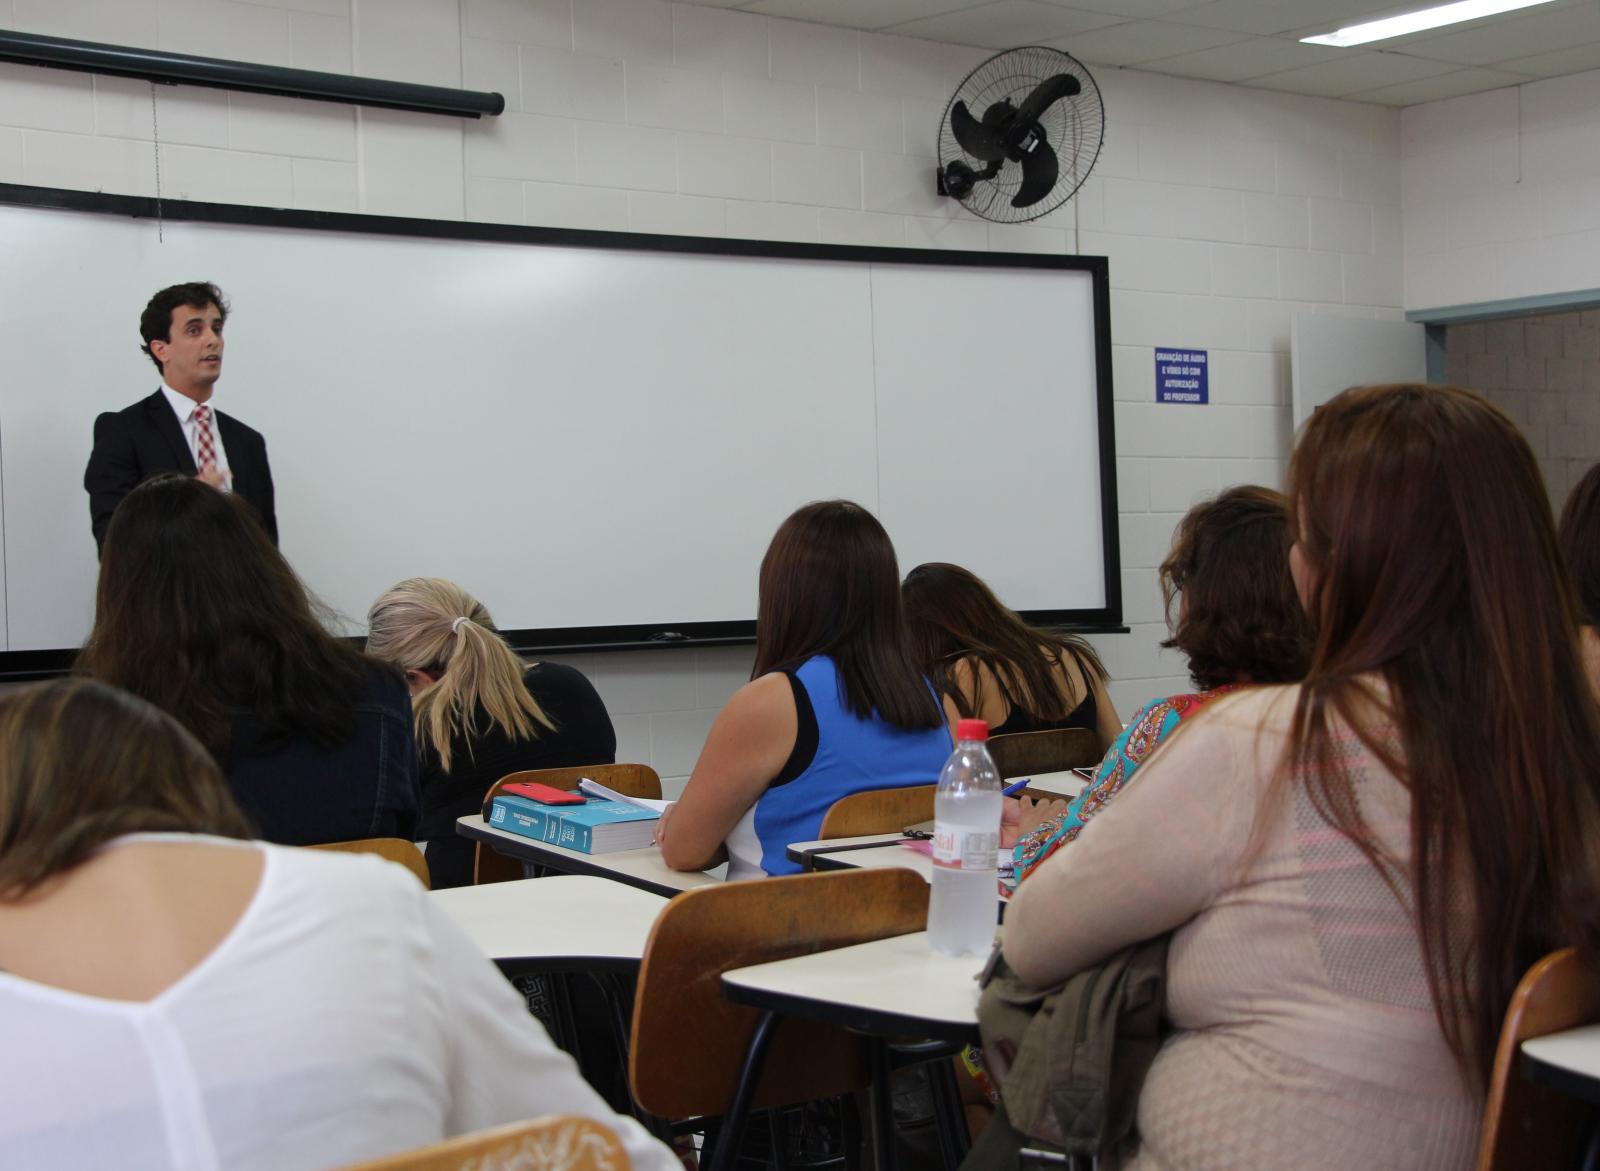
[0,187,1117,657]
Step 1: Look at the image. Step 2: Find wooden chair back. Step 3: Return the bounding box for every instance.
[986,727,1101,778]
[1476,947,1600,1170]
[331,1115,629,1171]
[818,784,936,838]
[310,837,430,888]
[475,763,663,885]
[629,867,929,1120]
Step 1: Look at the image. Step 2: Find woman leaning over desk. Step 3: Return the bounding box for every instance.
[366,577,616,889]
[657,500,952,879]
[1003,384,1600,1171]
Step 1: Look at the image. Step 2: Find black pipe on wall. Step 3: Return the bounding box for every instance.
[0,30,504,118]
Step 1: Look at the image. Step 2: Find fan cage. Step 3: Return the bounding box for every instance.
[937,45,1106,225]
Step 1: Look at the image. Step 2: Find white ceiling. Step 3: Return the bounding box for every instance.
[682,0,1600,105]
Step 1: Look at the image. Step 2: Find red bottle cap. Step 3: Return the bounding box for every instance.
[956,718,988,741]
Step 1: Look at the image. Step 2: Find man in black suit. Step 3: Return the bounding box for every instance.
[84,282,276,552]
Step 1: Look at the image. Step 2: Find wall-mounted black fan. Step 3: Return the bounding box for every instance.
[937,45,1105,224]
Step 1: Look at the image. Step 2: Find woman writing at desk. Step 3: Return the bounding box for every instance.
[657,500,951,880]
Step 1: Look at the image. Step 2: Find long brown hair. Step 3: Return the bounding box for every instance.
[77,474,385,759]
[902,562,1108,722]
[753,500,941,731]
[1159,485,1312,690]
[1559,462,1600,625]
[1286,382,1600,1086]
[366,578,554,771]
[0,678,251,899]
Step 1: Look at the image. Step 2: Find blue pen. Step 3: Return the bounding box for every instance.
[1001,777,1032,797]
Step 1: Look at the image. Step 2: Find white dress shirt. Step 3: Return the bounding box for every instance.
[0,835,679,1171]
[160,384,232,490]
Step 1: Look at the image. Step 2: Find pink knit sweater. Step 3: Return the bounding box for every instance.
[1003,684,1481,1171]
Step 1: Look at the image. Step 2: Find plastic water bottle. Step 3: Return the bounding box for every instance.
[929,718,1003,956]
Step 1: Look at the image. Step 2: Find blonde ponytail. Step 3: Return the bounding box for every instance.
[366,578,554,771]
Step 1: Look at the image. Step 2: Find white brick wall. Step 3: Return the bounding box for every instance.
[1404,71,1600,312]
[0,0,1406,790]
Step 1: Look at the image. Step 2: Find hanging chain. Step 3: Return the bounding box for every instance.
[150,83,164,243]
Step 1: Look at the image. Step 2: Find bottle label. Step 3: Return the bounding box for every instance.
[933,827,998,870]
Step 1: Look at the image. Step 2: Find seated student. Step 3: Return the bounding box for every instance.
[0,678,677,1171]
[1004,384,1600,1171]
[1011,485,1312,879]
[77,474,418,846]
[657,500,952,879]
[366,577,617,889]
[1558,462,1600,696]
[903,561,1121,750]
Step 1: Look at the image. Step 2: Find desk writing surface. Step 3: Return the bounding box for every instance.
[1522,1025,1600,1104]
[792,837,934,881]
[722,932,983,1043]
[458,814,725,897]
[429,875,666,966]
[1016,769,1091,799]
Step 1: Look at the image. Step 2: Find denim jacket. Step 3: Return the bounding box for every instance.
[223,667,419,846]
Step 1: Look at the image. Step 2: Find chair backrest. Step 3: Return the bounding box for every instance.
[331,1115,629,1171]
[629,867,930,1120]
[1476,947,1600,1171]
[310,837,430,888]
[818,784,936,838]
[474,763,663,885]
[986,727,1101,778]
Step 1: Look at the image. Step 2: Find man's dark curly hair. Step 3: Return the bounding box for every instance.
[140,282,228,373]
[1159,485,1312,691]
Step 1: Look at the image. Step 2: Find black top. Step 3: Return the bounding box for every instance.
[987,647,1100,737]
[225,666,418,847]
[84,389,277,551]
[419,661,617,888]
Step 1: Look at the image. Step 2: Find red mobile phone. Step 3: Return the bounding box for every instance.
[501,781,587,805]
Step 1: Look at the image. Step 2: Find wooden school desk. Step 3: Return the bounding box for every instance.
[457,814,725,898]
[722,932,984,1170]
[428,874,667,972]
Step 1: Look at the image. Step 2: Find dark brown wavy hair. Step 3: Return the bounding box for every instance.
[902,562,1108,722]
[77,474,387,760]
[0,678,251,898]
[1159,485,1312,690]
[1286,382,1600,1087]
[753,500,941,731]
[1559,462,1600,625]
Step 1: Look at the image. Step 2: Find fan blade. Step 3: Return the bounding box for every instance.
[1015,73,1081,125]
[951,100,1007,162]
[1012,139,1059,208]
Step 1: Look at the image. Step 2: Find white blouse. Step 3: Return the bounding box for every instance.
[0,835,677,1171]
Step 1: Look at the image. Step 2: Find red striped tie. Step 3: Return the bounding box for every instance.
[195,403,216,474]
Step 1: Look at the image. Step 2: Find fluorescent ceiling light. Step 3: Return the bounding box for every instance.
[1301,0,1559,47]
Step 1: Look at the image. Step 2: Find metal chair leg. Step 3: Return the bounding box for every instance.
[868,1040,897,1171]
[707,1009,780,1171]
[928,1056,971,1169]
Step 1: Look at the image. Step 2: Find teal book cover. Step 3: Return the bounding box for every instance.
[488,794,658,854]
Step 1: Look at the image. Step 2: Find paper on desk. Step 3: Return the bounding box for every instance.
[578,777,671,814]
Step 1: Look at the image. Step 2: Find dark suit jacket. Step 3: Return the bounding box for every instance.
[84,389,277,551]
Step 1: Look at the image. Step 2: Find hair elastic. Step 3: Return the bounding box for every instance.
[451,616,469,634]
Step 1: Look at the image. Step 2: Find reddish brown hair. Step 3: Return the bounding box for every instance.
[1559,462,1600,625]
[0,678,251,899]
[753,500,941,731]
[1286,382,1600,1086]
[1159,485,1312,690]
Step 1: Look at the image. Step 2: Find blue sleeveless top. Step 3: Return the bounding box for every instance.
[746,655,951,878]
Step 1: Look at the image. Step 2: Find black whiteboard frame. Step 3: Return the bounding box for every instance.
[0,181,1120,674]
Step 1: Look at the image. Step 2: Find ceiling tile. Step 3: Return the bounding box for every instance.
[1251,50,1458,98]
[1138,34,1341,82]
[1499,40,1600,78]
[885,2,1125,48]
[1044,18,1244,65]
[1344,67,1529,107]
[1042,0,1205,16]
[1162,0,1402,37]
[737,0,976,30]
[1397,4,1600,67]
